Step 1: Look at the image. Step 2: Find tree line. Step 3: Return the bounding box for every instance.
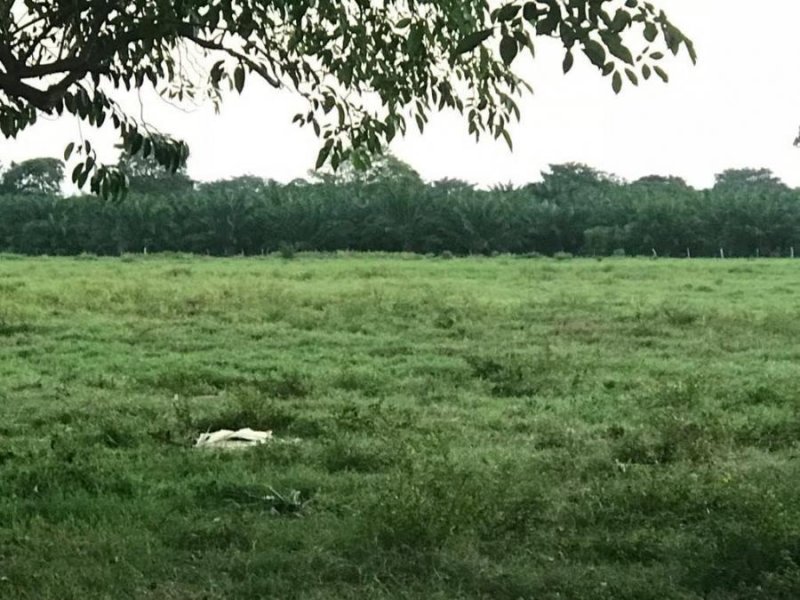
[0,155,798,258]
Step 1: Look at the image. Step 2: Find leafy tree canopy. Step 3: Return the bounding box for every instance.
[431,178,476,195]
[533,162,619,196]
[312,153,423,186]
[633,174,691,188]
[196,175,274,195]
[0,156,64,194]
[0,0,694,198]
[714,168,787,192]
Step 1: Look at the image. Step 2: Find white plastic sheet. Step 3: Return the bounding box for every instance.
[194,428,273,449]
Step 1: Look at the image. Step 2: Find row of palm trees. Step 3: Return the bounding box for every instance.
[0,163,797,257]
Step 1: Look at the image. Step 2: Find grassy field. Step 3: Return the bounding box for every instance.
[1,253,800,599]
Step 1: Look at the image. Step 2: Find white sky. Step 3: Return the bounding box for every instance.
[2,0,800,189]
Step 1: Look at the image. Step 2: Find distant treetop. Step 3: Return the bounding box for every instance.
[0,157,64,195]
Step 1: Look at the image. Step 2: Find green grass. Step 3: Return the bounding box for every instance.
[2,253,800,599]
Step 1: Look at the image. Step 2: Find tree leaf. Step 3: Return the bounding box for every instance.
[523,2,539,21]
[536,11,559,36]
[501,129,513,151]
[609,10,631,34]
[130,133,144,156]
[64,142,75,161]
[612,71,622,94]
[315,140,334,169]
[234,65,246,93]
[562,50,574,74]
[496,4,521,22]
[582,40,606,69]
[500,36,518,66]
[407,25,425,56]
[600,32,633,65]
[685,39,698,65]
[455,29,494,55]
[653,66,669,83]
[77,164,90,188]
[644,22,658,43]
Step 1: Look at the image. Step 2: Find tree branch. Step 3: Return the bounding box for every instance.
[0,71,50,109]
[0,41,19,76]
[185,34,281,88]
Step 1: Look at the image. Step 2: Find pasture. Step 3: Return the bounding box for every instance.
[1,254,799,599]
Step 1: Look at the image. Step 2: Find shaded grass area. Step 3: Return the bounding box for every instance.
[2,253,800,598]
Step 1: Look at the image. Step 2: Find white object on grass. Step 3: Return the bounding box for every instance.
[195,428,273,449]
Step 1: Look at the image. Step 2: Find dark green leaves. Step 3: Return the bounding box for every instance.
[455,29,494,55]
[496,4,521,22]
[523,2,539,22]
[562,50,574,74]
[316,140,334,170]
[582,40,607,69]
[608,10,631,34]
[501,129,513,151]
[685,39,698,65]
[500,36,518,66]
[612,71,622,94]
[600,32,634,65]
[71,162,88,188]
[130,132,144,156]
[407,25,425,56]
[644,22,658,43]
[234,65,246,93]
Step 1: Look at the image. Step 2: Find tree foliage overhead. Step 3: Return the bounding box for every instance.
[0,0,694,197]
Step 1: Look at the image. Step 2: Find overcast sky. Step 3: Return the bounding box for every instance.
[3,0,800,189]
